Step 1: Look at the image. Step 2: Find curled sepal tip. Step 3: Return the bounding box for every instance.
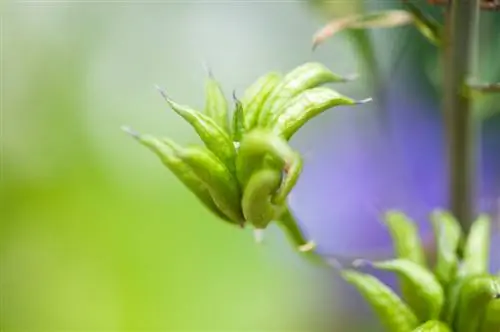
[236,129,302,205]
[242,168,282,229]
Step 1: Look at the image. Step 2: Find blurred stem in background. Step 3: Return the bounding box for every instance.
[441,0,480,237]
[310,0,490,238]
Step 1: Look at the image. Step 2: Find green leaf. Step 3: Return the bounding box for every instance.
[383,211,427,266]
[430,210,463,287]
[462,214,491,277]
[360,258,444,322]
[340,269,419,332]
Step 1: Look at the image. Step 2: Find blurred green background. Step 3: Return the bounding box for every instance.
[1,1,364,331]
[1,1,499,331]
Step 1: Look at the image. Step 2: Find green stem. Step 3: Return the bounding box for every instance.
[442,0,480,236]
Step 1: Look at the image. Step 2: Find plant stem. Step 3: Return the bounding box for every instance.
[442,0,480,236]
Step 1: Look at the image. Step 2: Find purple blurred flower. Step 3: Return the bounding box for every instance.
[290,78,500,271]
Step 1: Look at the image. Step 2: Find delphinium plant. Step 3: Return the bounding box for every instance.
[122,62,371,254]
[308,0,500,331]
[123,1,500,331]
[330,210,500,332]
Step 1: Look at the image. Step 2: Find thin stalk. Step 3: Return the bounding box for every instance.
[442,0,481,236]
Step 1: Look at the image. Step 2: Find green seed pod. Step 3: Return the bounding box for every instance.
[240,71,282,130]
[268,87,371,140]
[412,320,452,332]
[170,142,244,224]
[361,258,444,321]
[203,69,230,133]
[236,129,302,205]
[430,209,462,287]
[479,295,500,332]
[340,269,418,332]
[122,127,234,224]
[383,211,427,266]
[242,168,282,229]
[454,274,500,332]
[231,92,245,142]
[157,87,237,172]
[274,206,316,253]
[462,214,491,277]
[257,62,354,127]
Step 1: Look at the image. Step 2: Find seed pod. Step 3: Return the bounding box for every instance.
[383,211,427,266]
[412,320,452,332]
[362,258,444,321]
[257,62,354,127]
[240,71,282,130]
[231,92,245,142]
[479,295,500,332]
[340,269,418,332]
[274,206,316,253]
[122,127,234,224]
[171,142,244,224]
[242,168,282,229]
[268,87,371,140]
[430,209,462,287]
[462,214,491,277]
[454,274,500,332]
[157,87,237,172]
[236,129,302,205]
[203,69,230,133]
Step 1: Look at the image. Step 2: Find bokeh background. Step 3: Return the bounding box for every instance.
[1,0,499,331]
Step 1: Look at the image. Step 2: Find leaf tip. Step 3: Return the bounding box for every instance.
[155,84,169,101]
[344,73,359,81]
[232,89,240,104]
[121,125,141,139]
[311,40,320,52]
[356,97,373,105]
[202,59,214,78]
